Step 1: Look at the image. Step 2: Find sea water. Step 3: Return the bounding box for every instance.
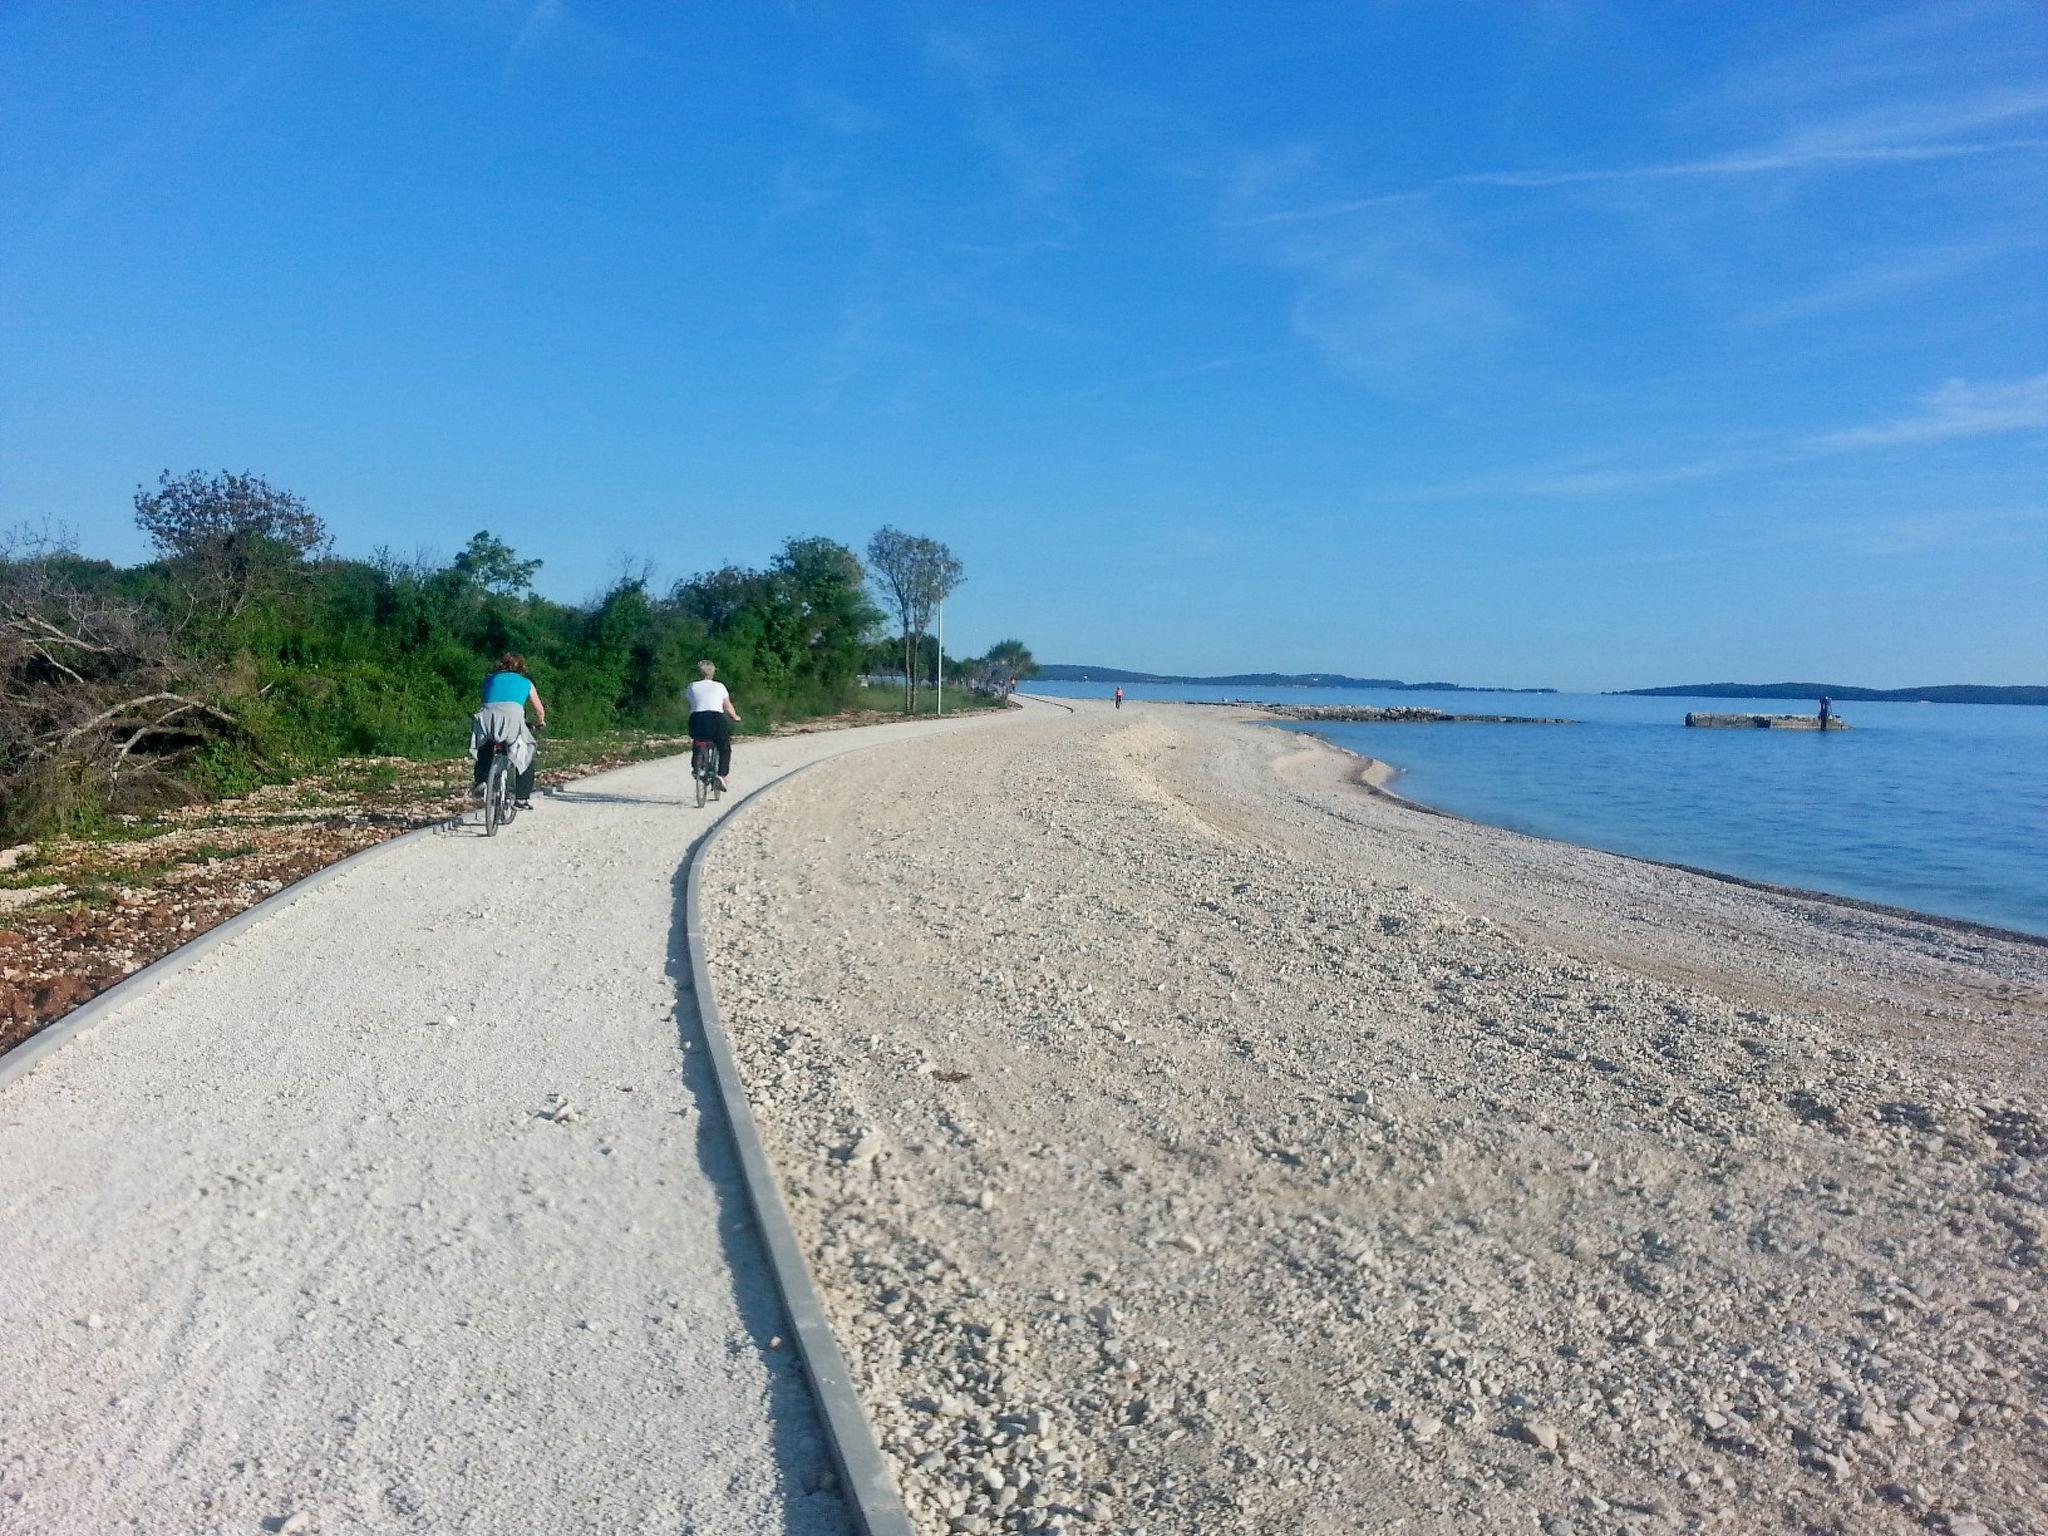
[1031,681,2048,937]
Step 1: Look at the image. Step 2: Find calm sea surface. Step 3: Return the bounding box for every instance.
[1030,681,2048,936]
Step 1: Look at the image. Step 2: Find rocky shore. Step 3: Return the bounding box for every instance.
[706,701,2045,1536]
[1261,704,1574,724]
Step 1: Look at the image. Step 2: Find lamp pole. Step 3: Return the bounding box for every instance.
[936,599,945,716]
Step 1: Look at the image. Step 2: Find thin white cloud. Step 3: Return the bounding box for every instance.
[1507,458,1737,499]
[949,238,1077,257]
[502,0,564,87]
[1453,135,2048,189]
[796,86,883,138]
[1231,84,2048,226]
[499,1,682,89]
[1744,243,2006,326]
[1776,82,2048,154]
[1235,138,2048,226]
[1804,372,2048,452]
[1407,371,2048,501]
[1278,223,1519,394]
[1063,346,1303,403]
[922,26,1078,224]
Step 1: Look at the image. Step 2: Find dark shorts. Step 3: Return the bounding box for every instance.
[689,711,732,776]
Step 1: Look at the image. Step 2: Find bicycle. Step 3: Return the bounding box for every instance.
[690,739,724,808]
[483,741,520,835]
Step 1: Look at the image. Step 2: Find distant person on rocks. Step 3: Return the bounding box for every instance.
[1818,696,1833,731]
[471,653,545,809]
[1114,686,1124,710]
[687,660,742,791]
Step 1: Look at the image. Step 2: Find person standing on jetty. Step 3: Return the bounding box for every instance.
[686,660,742,791]
[1114,686,1124,710]
[1818,695,1833,730]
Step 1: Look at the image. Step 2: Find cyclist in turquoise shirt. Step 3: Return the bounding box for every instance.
[470,653,546,807]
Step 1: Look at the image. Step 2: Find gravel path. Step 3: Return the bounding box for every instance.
[707,700,2047,1536]
[0,704,1028,1536]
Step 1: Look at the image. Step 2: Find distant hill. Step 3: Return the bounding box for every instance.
[1619,682,2048,706]
[1036,665,1557,694]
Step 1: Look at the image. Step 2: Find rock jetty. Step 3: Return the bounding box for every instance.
[1685,712,1847,730]
[1264,704,1574,724]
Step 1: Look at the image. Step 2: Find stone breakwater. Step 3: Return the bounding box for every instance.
[1259,704,1575,724]
[1685,712,1848,730]
[705,703,2047,1536]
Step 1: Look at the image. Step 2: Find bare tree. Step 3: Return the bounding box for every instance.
[866,527,964,711]
[866,528,920,711]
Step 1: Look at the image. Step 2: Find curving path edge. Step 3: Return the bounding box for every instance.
[0,702,1040,1536]
[683,760,915,1536]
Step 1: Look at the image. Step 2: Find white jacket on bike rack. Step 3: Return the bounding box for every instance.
[469,701,536,774]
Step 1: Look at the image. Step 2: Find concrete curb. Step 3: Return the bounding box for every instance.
[683,760,919,1536]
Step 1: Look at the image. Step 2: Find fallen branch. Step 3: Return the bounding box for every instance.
[110,701,202,776]
[4,614,119,656]
[52,691,240,753]
[18,642,87,687]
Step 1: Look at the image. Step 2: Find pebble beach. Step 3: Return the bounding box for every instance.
[707,699,2048,1536]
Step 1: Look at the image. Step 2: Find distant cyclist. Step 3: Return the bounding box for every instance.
[471,653,545,810]
[686,660,742,791]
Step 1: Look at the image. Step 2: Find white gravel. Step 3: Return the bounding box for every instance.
[707,700,2048,1536]
[0,704,1027,1536]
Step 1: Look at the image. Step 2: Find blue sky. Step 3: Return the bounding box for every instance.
[2,1,2043,689]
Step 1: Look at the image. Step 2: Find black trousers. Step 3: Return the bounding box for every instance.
[474,742,536,798]
[689,712,732,776]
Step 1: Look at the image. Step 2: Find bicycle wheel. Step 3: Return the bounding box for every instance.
[693,749,708,807]
[485,755,508,836]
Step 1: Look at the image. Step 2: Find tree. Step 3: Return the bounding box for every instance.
[984,638,1037,693]
[133,469,329,619]
[671,565,774,636]
[770,537,878,688]
[450,530,542,596]
[866,526,964,712]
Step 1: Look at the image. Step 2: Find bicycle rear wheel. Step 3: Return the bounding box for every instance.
[485,755,508,836]
[693,748,709,807]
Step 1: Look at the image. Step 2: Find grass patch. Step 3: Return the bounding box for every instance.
[853,684,1011,716]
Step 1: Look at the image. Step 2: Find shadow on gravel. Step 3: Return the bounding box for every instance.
[545,789,687,807]
[663,855,853,1536]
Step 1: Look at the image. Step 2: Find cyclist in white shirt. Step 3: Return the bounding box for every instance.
[685,660,742,790]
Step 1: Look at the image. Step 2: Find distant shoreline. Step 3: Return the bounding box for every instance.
[1616,681,2047,706]
[1039,669,2046,705]
[1036,666,1556,693]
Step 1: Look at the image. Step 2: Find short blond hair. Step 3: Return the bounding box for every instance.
[697,660,716,678]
